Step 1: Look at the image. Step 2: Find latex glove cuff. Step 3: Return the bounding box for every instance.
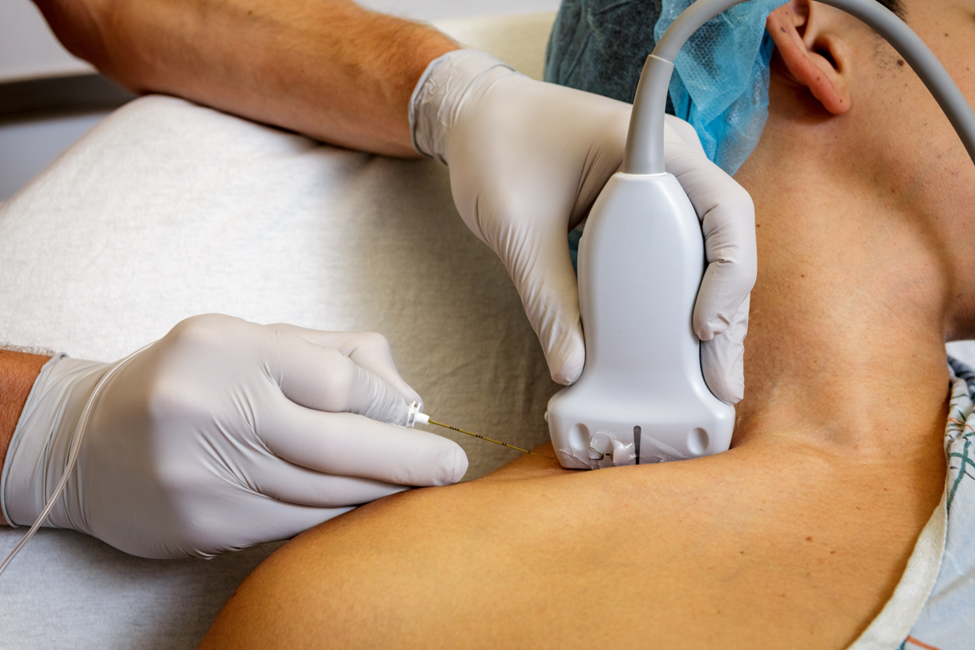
[0,354,107,529]
[409,49,514,163]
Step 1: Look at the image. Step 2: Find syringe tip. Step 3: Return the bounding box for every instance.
[406,401,429,428]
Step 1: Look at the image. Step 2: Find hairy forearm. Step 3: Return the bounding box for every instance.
[0,350,51,526]
[33,0,460,156]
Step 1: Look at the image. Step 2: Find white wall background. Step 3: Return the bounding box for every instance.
[0,0,93,81]
[0,0,561,200]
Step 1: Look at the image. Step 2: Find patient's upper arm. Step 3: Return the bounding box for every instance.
[197,442,911,650]
[197,445,577,649]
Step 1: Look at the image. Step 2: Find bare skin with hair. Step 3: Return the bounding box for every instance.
[198,1,975,647]
[31,0,459,157]
[0,0,462,528]
[0,351,51,526]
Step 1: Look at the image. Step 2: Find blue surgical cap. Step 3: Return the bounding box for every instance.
[655,0,782,174]
[545,0,782,175]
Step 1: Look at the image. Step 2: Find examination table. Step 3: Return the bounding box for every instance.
[0,13,564,649]
[2,11,974,649]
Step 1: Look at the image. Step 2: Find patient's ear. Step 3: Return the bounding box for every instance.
[766,0,851,114]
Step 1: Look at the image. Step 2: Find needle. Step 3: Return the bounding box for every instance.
[426,419,555,461]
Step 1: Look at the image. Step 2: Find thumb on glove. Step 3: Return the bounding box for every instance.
[700,294,749,404]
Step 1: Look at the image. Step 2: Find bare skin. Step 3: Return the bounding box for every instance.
[32,0,460,156]
[0,0,458,523]
[197,1,975,648]
[0,351,51,526]
[197,441,945,649]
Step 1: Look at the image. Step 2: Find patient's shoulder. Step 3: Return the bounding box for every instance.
[198,443,938,650]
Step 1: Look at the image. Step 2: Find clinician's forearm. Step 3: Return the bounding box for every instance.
[33,0,460,156]
[0,350,50,526]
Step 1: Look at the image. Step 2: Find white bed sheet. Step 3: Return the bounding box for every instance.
[0,14,561,647]
[0,90,558,649]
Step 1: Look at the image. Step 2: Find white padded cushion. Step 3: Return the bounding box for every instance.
[0,13,558,650]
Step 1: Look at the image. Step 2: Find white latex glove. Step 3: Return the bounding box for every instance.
[0,314,467,559]
[411,50,756,403]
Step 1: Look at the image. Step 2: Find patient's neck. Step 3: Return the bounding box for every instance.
[730,118,951,469]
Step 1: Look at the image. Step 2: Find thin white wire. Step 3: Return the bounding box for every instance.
[0,343,153,578]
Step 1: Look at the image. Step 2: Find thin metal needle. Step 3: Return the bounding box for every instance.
[426,419,555,460]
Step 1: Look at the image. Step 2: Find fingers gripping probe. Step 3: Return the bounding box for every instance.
[547,0,975,470]
[406,402,554,460]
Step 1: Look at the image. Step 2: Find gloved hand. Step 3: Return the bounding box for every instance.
[0,314,467,559]
[411,50,756,402]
